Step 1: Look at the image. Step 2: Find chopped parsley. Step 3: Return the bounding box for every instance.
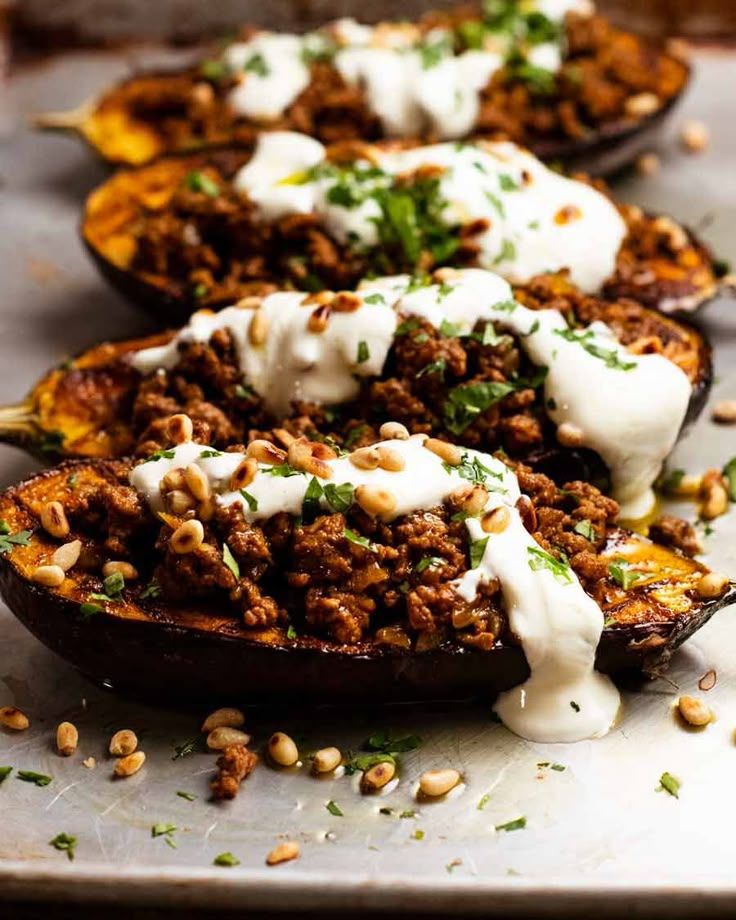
[0,766,12,785]
[608,557,644,590]
[356,340,370,364]
[176,790,197,802]
[498,173,520,191]
[364,292,385,305]
[143,448,176,463]
[493,238,517,265]
[79,603,103,619]
[199,448,224,458]
[477,793,491,811]
[527,545,573,584]
[495,816,527,832]
[17,770,52,786]
[326,800,344,817]
[414,556,444,574]
[239,489,258,512]
[416,357,447,379]
[418,32,453,69]
[324,482,354,513]
[0,528,31,554]
[658,771,680,798]
[184,170,220,198]
[344,730,422,775]
[399,809,416,819]
[213,851,241,867]
[266,461,305,478]
[200,58,229,81]
[222,543,240,579]
[411,829,425,840]
[344,528,375,551]
[140,579,161,600]
[234,382,255,399]
[722,456,736,501]
[302,476,324,517]
[243,51,269,77]
[152,822,178,847]
[172,738,205,760]
[102,571,124,598]
[286,624,298,639]
[554,327,636,371]
[49,832,77,861]
[573,519,596,541]
[469,536,489,569]
[443,368,546,434]
[484,189,505,218]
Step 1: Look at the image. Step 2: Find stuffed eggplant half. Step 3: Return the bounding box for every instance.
[1,425,732,735]
[0,269,710,522]
[82,133,719,322]
[35,1,689,176]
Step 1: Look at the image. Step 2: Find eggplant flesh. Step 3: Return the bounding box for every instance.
[0,460,731,703]
[80,147,720,324]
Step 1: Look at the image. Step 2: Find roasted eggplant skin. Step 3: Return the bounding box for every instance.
[0,289,713,466]
[0,461,732,702]
[81,147,721,324]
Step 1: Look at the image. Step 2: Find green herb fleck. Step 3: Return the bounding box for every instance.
[266,462,305,478]
[608,557,644,590]
[658,771,680,798]
[17,770,52,787]
[243,52,269,77]
[344,528,375,551]
[140,579,161,600]
[414,556,444,574]
[469,536,489,569]
[287,624,298,639]
[143,448,176,463]
[527,545,572,584]
[554,327,636,372]
[364,292,385,305]
[49,832,77,861]
[477,793,490,811]
[239,489,258,512]
[356,340,370,364]
[324,482,354,514]
[200,59,229,81]
[493,238,517,265]
[722,457,736,501]
[184,170,220,198]
[411,829,425,840]
[199,448,224,458]
[399,809,416,819]
[222,543,240,579]
[103,571,124,598]
[495,816,526,832]
[326,800,344,817]
[234,382,254,399]
[176,790,197,802]
[416,357,447,379]
[79,603,103,619]
[214,851,241,867]
[0,528,32,555]
[499,173,520,191]
[152,822,177,843]
[172,738,204,760]
[573,519,596,541]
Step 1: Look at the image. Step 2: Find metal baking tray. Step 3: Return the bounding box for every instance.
[1,44,735,916]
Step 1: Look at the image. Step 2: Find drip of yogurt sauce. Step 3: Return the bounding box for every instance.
[130,434,620,742]
[131,268,690,519]
[221,1,593,138]
[233,131,627,293]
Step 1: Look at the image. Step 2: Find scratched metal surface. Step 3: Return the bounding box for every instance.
[0,46,736,916]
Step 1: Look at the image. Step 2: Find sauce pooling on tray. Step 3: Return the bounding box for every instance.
[131,268,690,519]
[130,434,620,742]
[221,1,592,137]
[234,131,626,293]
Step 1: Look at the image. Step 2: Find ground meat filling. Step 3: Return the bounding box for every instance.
[60,454,620,650]
[106,10,687,156]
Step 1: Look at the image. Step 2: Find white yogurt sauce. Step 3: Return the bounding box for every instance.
[222,1,592,136]
[233,132,627,293]
[130,434,620,742]
[131,268,690,519]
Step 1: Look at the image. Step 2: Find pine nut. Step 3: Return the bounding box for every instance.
[207,726,251,750]
[653,215,689,251]
[635,152,660,176]
[268,731,299,767]
[310,441,337,461]
[307,304,331,333]
[248,310,269,346]
[355,485,397,519]
[419,768,460,797]
[625,92,659,118]
[166,414,193,444]
[379,421,410,441]
[109,729,138,756]
[349,446,380,470]
[185,463,211,501]
[312,747,342,774]
[288,438,313,470]
[332,291,363,312]
[481,506,511,534]
[229,458,258,491]
[201,707,245,733]
[247,439,287,465]
[0,706,29,731]
[361,760,395,792]
[301,290,333,307]
[170,519,204,554]
[557,422,584,447]
[41,501,70,539]
[191,81,215,106]
[235,294,262,309]
[266,841,300,865]
[56,721,79,756]
[677,695,712,727]
[113,750,146,777]
[701,482,729,520]
[161,468,187,492]
[515,495,537,532]
[166,489,197,515]
[424,438,462,466]
[696,572,729,599]
[712,400,736,425]
[32,564,66,588]
[272,428,297,447]
[102,560,138,580]
[680,119,709,153]
[433,266,463,282]
[459,485,488,515]
[376,446,405,472]
[52,540,82,572]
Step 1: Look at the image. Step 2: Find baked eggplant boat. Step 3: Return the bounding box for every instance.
[82,133,719,322]
[0,268,711,521]
[0,426,731,734]
[34,2,689,177]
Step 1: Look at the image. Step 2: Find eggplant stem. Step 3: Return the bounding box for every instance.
[29,100,94,132]
[0,401,41,442]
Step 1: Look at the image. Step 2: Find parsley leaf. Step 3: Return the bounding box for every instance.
[324,482,354,513]
[356,340,370,364]
[527,545,573,584]
[142,448,176,463]
[176,790,197,801]
[722,457,736,501]
[184,170,220,198]
[495,816,526,832]
[469,536,489,569]
[658,771,680,798]
[222,543,240,579]
[0,766,12,784]
[49,832,77,861]
[344,528,375,551]
[239,489,258,512]
[243,52,269,77]
[608,557,644,590]
[414,556,444,574]
[0,528,32,554]
[17,770,52,786]
[214,851,241,867]
[573,519,596,541]
[326,800,344,817]
[554,327,636,371]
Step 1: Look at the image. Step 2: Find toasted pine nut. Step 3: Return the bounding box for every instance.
[109,729,138,756]
[191,81,215,105]
[432,266,463,282]
[312,746,342,774]
[459,485,488,515]
[712,400,736,425]
[696,572,729,599]
[268,732,299,767]
[701,482,729,520]
[198,496,218,522]
[32,564,65,588]
[419,768,461,797]
[361,760,395,792]
[481,506,511,534]
[235,294,262,310]
[266,841,300,865]
[349,446,380,470]
[379,421,410,441]
[310,441,337,461]
[247,439,287,465]
[625,92,659,118]
[301,289,333,307]
[653,215,689,251]
[272,428,297,448]
[635,152,660,176]
[332,291,363,312]
[355,485,397,519]
[207,726,251,750]
[102,560,139,581]
[185,464,211,501]
[52,540,82,572]
[515,495,537,532]
[307,304,331,333]
[248,310,269,346]
[170,519,205,554]
[376,446,405,472]
[56,721,79,756]
[201,707,245,733]
[230,458,258,491]
[166,489,197,515]
[161,468,187,492]
[424,438,462,466]
[0,706,29,731]
[680,119,709,153]
[557,422,584,448]
[166,414,193,444]
[288,438,313,470]
[113,750,146,777]
[41,501,70,539]
[677,695,712,727]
